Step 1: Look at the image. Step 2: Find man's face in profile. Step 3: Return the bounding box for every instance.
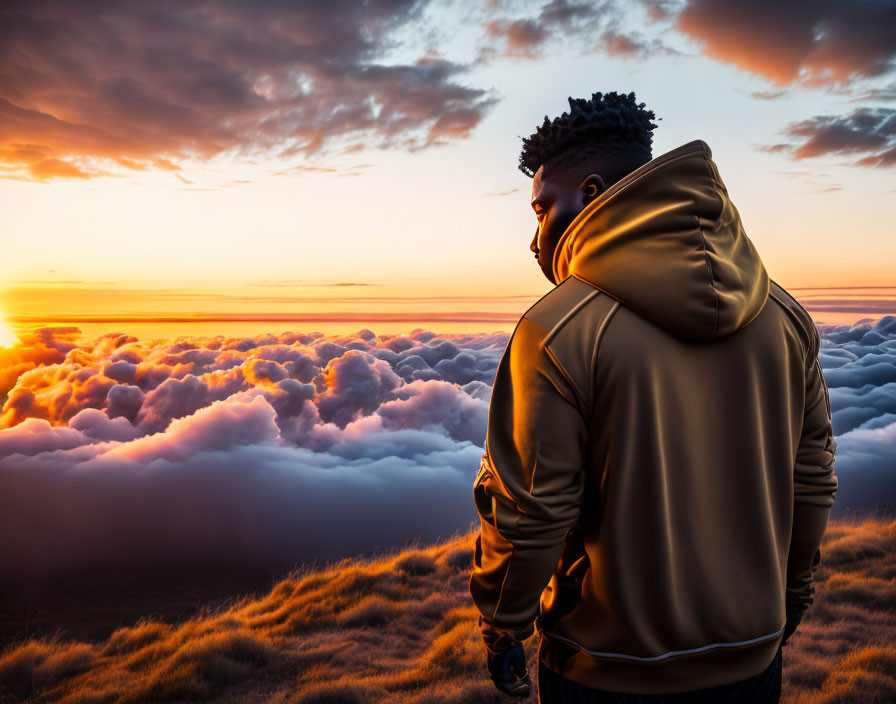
[530,165,604,285]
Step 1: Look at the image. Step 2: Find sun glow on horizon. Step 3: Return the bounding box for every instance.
[0,311,20,347]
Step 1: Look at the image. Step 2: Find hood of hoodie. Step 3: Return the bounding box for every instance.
[552,139,770,342]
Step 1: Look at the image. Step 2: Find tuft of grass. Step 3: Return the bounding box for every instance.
[292,680,380,704]
[103,619,172,657]
[816,644,896,702]
[439,548,473,573]
[120,627,277,702]
[0,637,96,699]
[395,551,438,576]
[336,596,402,628]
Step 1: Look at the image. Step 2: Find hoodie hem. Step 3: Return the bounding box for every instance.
[538,627,784,695]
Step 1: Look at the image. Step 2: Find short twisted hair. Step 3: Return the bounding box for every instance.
[519,91,659,184]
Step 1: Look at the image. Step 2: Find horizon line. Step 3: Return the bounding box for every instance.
[8,302,896,326]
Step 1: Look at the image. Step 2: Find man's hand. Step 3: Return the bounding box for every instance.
[479,616,532,697]
[782,603,805,647]
[486,642,531,698]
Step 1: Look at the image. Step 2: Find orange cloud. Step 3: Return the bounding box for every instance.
[676,0,896,87]
[0,2,498,181]
[0,142,97,181]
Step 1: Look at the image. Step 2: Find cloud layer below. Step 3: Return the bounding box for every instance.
[0,327,503,579]
[0,315,893,580]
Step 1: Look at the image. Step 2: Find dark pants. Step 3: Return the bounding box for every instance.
[537,644,782,704]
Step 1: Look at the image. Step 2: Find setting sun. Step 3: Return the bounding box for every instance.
[0,311,20,347]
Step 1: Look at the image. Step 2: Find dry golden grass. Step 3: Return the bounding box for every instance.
[0,515,893,703]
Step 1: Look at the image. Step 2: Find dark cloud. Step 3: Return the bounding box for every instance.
[846,83,896,103]
[0,0,498,181]
[675,0,896,88]
[600,30,649,58]
[105,383,144,423]
[384,379,488,444]
[479,0,606,60]
[316,351,403,427]
[484,18,550,59]
[756,107,896,168]
[646,2,672,23]
[477,0,679,64]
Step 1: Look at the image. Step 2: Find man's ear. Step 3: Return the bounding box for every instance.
[579,173,606,205]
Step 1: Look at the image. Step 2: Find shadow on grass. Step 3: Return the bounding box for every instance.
[1,512,894,703]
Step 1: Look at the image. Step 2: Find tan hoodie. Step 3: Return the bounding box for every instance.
[469,139,838,694]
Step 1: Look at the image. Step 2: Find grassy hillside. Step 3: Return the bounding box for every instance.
[0,514,894,703]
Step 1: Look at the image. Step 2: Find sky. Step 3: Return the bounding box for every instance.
[0,0,894,587]
[1,0,895,339]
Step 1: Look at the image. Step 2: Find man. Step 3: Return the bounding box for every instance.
[469,91,838,703]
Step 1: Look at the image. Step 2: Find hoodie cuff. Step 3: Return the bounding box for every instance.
[478,614,535,653]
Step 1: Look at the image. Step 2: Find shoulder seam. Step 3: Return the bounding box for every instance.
[767,279,815,361]
[518,276,579,323]
[520,276,599,339]
[768,278,812,319]
[588,300,622,418]
[541,289,603,346]
[543,344,586,413]
[515,317,583,412]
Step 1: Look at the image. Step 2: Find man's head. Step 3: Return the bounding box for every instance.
[520,91,659,283]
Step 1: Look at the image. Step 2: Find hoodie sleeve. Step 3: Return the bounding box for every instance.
[469,316,587,647]
[786,322,838,612]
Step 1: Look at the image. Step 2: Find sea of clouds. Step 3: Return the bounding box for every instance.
[0,317,893,579]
